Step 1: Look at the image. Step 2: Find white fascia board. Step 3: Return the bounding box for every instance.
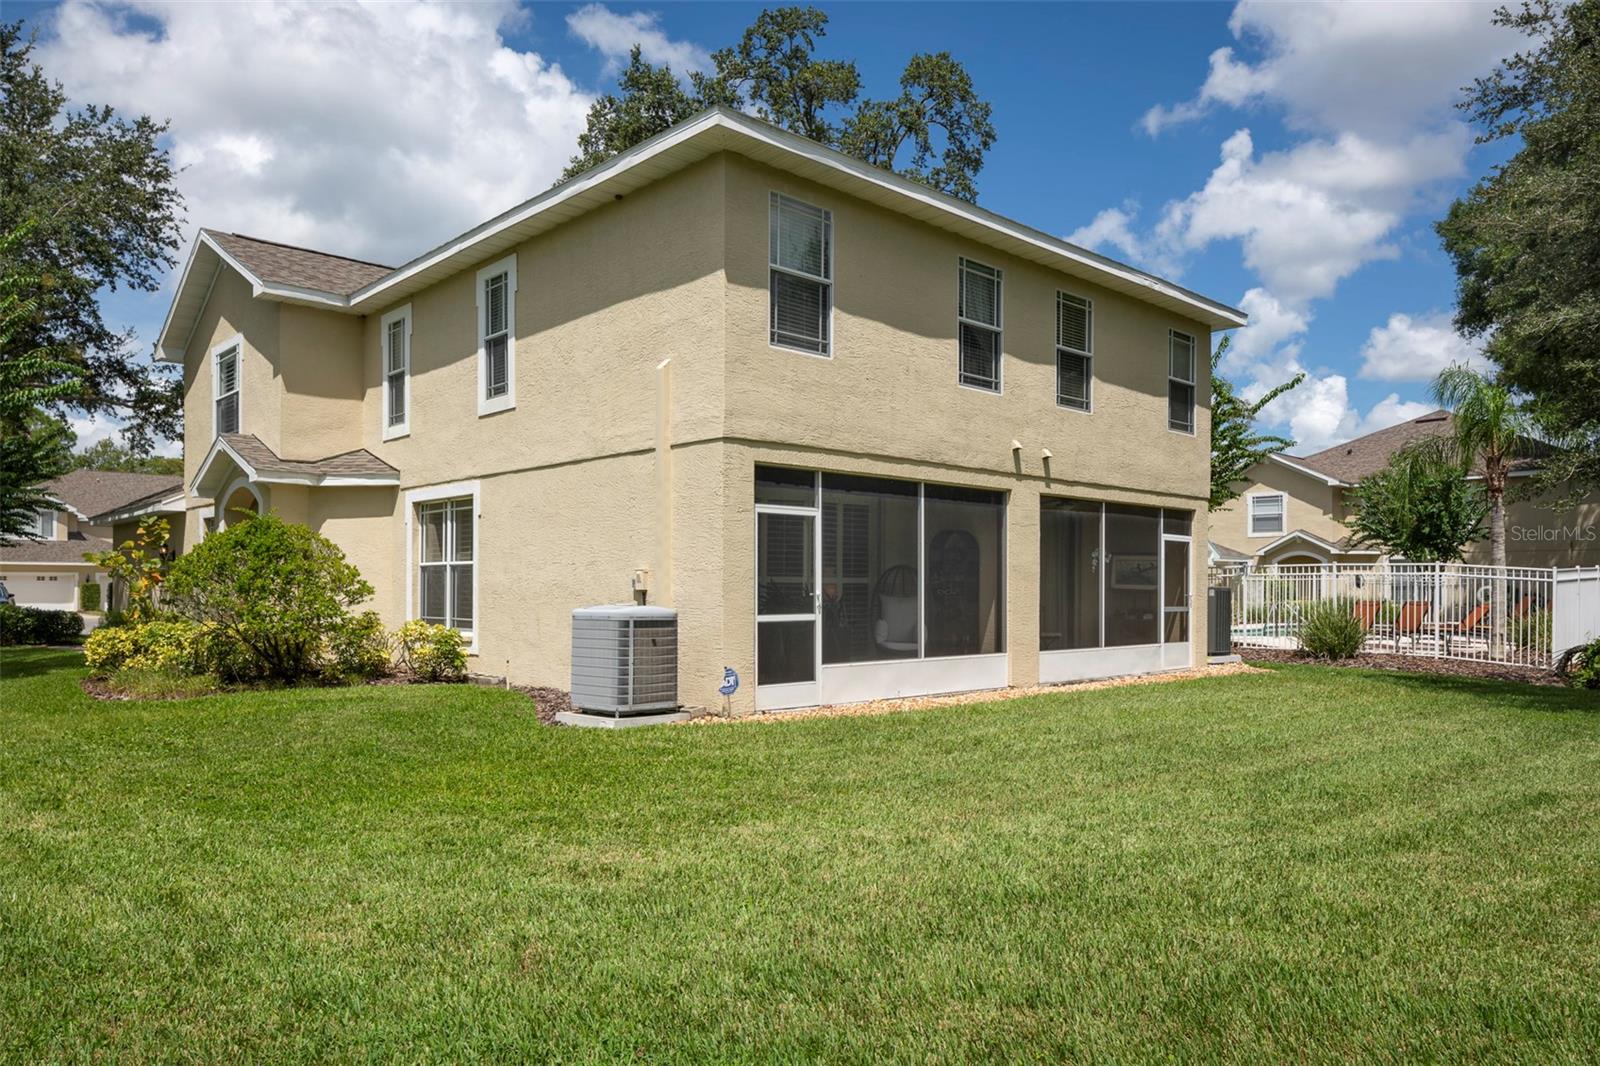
[1255,529,1344,556]
[189,436,256,498]
[91,491,187,525]
[1267,453,1347,486]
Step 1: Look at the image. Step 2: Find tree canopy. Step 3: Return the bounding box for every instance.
[1437,0,1600,493]
[562,7,996,203]
[1348,439,1489,563]
[0,23,184,538]
[1208,337,1305,510]
[71,437,183,476]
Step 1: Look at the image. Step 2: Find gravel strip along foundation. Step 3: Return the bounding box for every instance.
[685,662,1268,725]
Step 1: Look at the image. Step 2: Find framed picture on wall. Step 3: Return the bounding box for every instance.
[1109,554,1158,590]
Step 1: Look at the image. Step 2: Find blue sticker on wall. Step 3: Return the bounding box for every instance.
[719,667,740,696]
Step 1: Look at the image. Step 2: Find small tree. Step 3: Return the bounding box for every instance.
[1348,441,1488,562]
[162,512,373,682]
[83,514,171,621]
[1209,337,1306,509]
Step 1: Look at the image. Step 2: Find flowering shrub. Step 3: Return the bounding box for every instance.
[395,620,467,682]
[84,619,215,675]
[325,610,392,683]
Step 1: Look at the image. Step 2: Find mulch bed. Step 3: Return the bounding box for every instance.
[1236,646,1563,686]
[511,685,572,726]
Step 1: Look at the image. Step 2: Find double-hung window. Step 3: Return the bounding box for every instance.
[1168,330,1196,433]
[769,193,832,355]
[381,304,411,439]
[34,509,56,538]
[1056,292,1092,411]
[418,498,474,635]
[476,255,516,416]
[213,337,241,437]
[958,258,1002,392]
[1248,493,1286,537]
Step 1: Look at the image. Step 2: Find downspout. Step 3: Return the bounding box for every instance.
[655,357,673,606]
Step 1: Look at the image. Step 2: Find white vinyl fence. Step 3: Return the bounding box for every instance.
[1212,562,1600,668]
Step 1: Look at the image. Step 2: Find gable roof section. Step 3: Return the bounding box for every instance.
[191,433,399,498]
[1291,410,1453,484]
[206,231,392,295]
[43,469,183,522]
[157,108,1246,362]
[0,535,112,566]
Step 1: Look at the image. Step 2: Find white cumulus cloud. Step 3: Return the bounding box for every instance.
[1358,312,1486,382]
[567,4,710,73]
[37,0,594,267]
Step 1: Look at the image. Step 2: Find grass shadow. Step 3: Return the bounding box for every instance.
[0,647,83,680]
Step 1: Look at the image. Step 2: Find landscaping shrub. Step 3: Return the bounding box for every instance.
[1299,599,1367,660]
[0,605,83,645]
[395,620,467,682]
[84,619,215,676]
[1508,607,1552,651]
[79,582,101,611]
[162,513,374,683]
[1557,638,1600,690]
[325,610,392,683]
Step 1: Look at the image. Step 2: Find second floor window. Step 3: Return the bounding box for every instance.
[958,258,1002,392]
[1249,493,1286,537]
[382,305,411,438]
[476,254,517,415]
[214,342,240,436]
[34,509,56,538]
[1168,330,1196,433]
[1056,292,1092,412]
[769,193,832,355]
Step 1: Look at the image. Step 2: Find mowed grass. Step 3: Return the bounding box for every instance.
[1,650,1597,1062]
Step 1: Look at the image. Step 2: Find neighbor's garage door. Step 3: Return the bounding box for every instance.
[11,571,78,609]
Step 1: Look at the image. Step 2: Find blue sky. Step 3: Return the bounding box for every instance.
[17,1,1522,455]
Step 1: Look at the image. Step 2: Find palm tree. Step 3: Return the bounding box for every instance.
[1432,365,1535,654]
[1431,365,1534,568]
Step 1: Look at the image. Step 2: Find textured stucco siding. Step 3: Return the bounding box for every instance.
[1210,462,1348,559]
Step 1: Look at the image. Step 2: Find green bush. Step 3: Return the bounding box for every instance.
[1299,599,1368,660]
[79,582,101,611]
[84,619,215,676]
[0,604,82,645]
[163,512,374,683]
[326,610,392,683]
[395,620,467,682]
[1558,638,1600,690]
[1507,607,1552,651]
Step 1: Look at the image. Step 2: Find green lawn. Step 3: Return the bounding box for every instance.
[2,650,1597,1062]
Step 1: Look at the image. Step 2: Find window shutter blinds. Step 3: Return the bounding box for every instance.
[1057,294,1090,352]
[1057,352,1090,409]
[387,320,406,374]
[486,274,507,336]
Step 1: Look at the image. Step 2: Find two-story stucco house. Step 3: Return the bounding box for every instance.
[1211,409,1600,569]
[155,108,1246,712]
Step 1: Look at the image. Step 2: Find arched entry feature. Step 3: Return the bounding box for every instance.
[217,477,265,530]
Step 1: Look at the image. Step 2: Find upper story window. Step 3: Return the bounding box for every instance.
[34,509,56,538]
[769,193,832,356]
[1056,292,1092,412]
[476,255,517,416]
[1249,492,1286,537]
[381,304,412,440]
[213,336,241,437]
[958,258,1002,392]
[1168,330,1196,433]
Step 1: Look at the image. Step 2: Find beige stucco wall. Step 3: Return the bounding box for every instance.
[276,305,367,461]
[720,155,1213,503]
[1210,462,1349,560]
[1467,484,1600,569]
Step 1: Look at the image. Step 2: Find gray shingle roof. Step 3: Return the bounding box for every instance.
[1,534,111,565]
[222,434,398,480]
[1291,410,1548,484]
[204,230,392,296]
[44,469,182,521]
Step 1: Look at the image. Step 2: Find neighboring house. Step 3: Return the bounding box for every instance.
[0,469,183,612]
[153,107,1245,712]
[1211,410,1600,569]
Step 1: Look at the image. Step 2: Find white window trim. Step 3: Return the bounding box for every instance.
[768,191,835,359]
[957,257,1003,395]
[1168,329,1197,435]
[1247,492,1288,538]
[211,332,243,439]
[404,480,481,653]
[475,255,517,417]
[1055,290,1093,414]
[381,303,412,441]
